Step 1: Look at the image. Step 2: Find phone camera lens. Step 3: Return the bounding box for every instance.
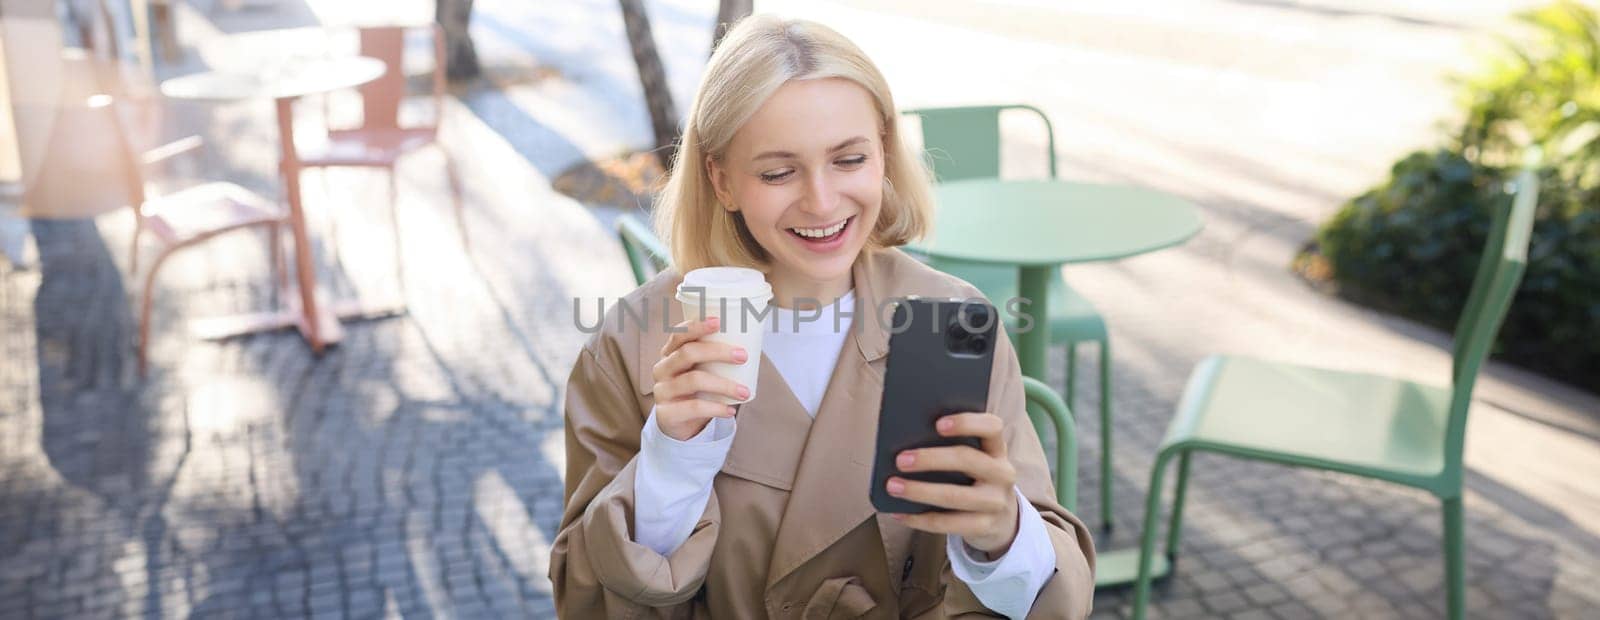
[969,335,988,353]
[967,308,991,328]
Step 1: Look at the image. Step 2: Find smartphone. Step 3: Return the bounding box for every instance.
[869,297,999,514]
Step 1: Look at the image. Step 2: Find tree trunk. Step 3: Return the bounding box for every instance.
[618,0,679,170]
[711,0,753,53]
[435,0,481,81]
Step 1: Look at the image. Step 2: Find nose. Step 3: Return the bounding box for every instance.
[800,169,842,218]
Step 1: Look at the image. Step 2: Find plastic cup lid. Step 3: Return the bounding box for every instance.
[676,267,772,303]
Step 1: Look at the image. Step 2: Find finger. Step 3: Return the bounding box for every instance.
[937,412,1007,457]
[660,317,719,357]
[885,476,1010,514]
[890,509,991,539]
[897,445,1013,485]
[656,369,749,403]
[657,341,747,379]
[661,317,718,356]
[659,399,738,422]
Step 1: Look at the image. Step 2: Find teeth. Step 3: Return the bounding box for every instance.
[792,218,849,239]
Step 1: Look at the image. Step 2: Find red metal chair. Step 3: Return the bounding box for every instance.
[91,94,286,376]
[121,127,288,377]
[297,24,467,270]
[20,38,286,378]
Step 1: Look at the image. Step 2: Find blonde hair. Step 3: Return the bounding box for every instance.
[653,15,934,273]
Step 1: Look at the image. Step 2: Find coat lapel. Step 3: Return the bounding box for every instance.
[765,253,898,590]
[721,356,813,490]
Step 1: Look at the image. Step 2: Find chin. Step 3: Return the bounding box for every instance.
[802,251,862,283]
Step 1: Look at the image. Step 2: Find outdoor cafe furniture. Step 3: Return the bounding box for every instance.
[904,103,1122,529]
[615,212,669,284]
[1125,169,1540,620]
[160,52,398,354]
[15,49,289,376]
[296,24,467,256]
[906,177,1204,538]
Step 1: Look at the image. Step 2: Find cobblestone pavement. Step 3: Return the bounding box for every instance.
[4,1,1600,619]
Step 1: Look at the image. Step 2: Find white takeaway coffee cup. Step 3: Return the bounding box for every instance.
[676,267,773,405]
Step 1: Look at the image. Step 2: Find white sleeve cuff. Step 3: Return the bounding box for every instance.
[947,487,1058,620]
[632,408,737,555]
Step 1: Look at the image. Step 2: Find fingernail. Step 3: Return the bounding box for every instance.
[937,418,954,432]
[887,479,905,495]
[726,405,737,416]
[732,348,748,363]
[896,452,915,468]
[706,317,720,329]
[736,385,750,399]
[890,513,905,521]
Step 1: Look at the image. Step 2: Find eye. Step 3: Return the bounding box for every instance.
[759,169,795,183]
[836,155,868,168]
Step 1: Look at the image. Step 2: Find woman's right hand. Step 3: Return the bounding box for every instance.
[651,317,750,440]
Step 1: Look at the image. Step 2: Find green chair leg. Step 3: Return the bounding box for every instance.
[1065,343,1078,406]
[1099,338,1113,531]
[1444,496,1464,620]
[1165,451,1191,559]
[1131,447,1179,620]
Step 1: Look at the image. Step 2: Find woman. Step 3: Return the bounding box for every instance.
[551,15,1095,619]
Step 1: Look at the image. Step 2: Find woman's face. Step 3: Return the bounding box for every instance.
[709,78,885,291]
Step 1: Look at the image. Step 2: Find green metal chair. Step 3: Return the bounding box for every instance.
[613,212,1081,509]
[616,213,669,285]
[1129,168,1542,620]
[902,104,1116,529]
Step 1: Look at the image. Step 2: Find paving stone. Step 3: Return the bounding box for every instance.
[1201,592,1252,615]
[1153,597,1205,618]
[1268,601,1318,620]
[1242,583,1290,607]
[1188,571,1231,594]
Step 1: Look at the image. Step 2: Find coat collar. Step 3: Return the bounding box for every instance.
[762,251,900,589]
[762,315,883,588]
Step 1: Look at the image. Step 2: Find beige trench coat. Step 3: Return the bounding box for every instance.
[550,248,1096,619]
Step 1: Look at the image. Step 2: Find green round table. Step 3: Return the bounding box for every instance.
[909,179,1204,383]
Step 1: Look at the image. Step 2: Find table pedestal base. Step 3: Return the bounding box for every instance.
[189,297,405,350]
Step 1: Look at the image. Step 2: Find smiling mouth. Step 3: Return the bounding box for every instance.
[788,216,853,243]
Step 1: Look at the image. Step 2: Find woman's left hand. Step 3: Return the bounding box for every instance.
[886,411,1020,557]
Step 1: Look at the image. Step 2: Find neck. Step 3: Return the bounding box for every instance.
[768,271,853,311]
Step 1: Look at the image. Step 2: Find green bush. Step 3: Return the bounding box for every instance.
[1317,151,1599,391]
[1313,1,1600,393]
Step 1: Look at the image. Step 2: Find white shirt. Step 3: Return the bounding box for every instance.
[764,290,857,415]
[632,291,1056,619]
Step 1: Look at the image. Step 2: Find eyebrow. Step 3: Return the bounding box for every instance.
[752,136,870,161]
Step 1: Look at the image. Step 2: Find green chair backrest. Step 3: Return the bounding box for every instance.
[616,213,671,286]
[901,105,1059,312]
[1443,167,1539,471]
[902,104,1058,182]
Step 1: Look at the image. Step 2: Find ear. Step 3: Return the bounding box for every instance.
[705,155,737,211]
